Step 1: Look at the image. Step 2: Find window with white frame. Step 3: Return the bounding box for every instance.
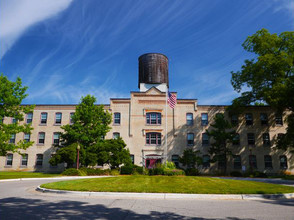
[55,113,62,124]
[6,154,13,166]
[24,133,30,142]
[26,113,33,124]
[114,113,121,124]
[203,155,210,168]
[249,155,257,169]
[172,155,179,167]
[247,133,255,145]
[186,113,193,126]
[9,134,16,144]
[264,155,272,168]
[201,113,208,126]
[245,113,253,125]
[38,132,45,144]
[280,156,287,169]
[187,133,194,146]
[233,155,241,169]
[275,114,283,125]
[146,132,161,145]
[40,113,48,124]
[113,132,120,139]
[70,112,74,124]
[36,154,43,166]
[263,133,270,146]
[260,113,268,125]
[53,133,60,145]
[146,112,161,125]
[202,133,209,145]
[21,154,28,166]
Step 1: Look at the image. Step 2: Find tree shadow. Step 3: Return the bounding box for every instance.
[258,198,294,207]
[0,197,255,220]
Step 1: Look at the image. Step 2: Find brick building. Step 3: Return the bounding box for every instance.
[0,53,293,174]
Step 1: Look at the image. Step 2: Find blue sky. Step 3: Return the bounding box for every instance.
[0,0,293,105]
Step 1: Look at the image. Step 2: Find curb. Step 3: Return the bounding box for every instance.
[36,186,294,201]
[0,176,112,182]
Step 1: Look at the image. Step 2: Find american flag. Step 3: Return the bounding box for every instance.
[168,91,177,109]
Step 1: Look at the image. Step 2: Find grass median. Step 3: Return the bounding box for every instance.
[41,175,294,194]
[0,171,61,179]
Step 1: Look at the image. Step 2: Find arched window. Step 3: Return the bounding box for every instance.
[146,112,161,125]
[146,132,161,145]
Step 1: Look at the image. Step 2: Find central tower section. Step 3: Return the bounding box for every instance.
[138,53,169,92]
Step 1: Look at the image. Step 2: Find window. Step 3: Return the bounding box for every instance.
[146,112,161,125]
[114,113,121,124]
[146,132,161,145]
[21,154,28,166]
[245,113,253,125]
[36,154,43,166]
[232,133,240,145]
[260,113,268,125]
[231,114,238,126]
[202,133,209,145]
[130,154,134,164]
[172,155,179,167]
[53,132,60,145]
[113,132,120,139]
[26,113,33,124]
[247,133,255,145]
[6,154,13,166]
[70,112,74,124]
[233,155,241,169]
[187,133,194,146]
[264,155,272,169]
[249,155,257,169]
[201,113,208,126]
[280,156,288,169]
[275,114,283,125]
[277,133,285,142]
[12,117,17,124]
[203,155,210,168]
[9,134,16,144]
[186,113,193,126]
[263,133,270,146]
[50,154,57,168]
[40,113,48,124]
[38,132,45,144]
[24,133,30,142]
[55,113,62,124]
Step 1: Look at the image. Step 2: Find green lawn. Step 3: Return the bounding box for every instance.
[41,175,294,194]
[0,171,61,179]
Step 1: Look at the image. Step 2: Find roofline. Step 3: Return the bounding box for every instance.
[138,53,168,60]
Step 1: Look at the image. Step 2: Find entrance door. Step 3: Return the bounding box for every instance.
[146,158,162,168]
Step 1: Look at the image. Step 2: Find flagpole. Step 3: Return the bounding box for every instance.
[165,84,168,163]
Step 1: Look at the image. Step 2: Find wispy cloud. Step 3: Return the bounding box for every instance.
[0,0,72,59]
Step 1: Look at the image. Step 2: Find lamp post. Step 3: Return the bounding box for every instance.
[77,143,80,170]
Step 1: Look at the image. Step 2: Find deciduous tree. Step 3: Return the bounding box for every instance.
[230,28,294,151]
[0,74,34,156]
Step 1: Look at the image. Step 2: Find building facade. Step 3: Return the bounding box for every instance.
[0,53,293,174]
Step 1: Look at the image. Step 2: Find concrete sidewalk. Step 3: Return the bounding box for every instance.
[0,175,112,182]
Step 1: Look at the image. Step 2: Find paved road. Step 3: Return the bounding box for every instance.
[0,178,294,220]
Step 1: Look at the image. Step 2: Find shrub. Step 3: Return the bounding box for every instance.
[185,168,199,176]
[110,169,120,176]
[244,170,268,178]
[163,169,185,176]
[164,161,176,169]
[62,168,86,176]
[134,166,143,174]
[79,167,110,176]
[230,171,243,177]
[148,167,164,175]
[120,166,133,175]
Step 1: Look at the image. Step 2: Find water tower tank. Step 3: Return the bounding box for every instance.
[138,53,169,88]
